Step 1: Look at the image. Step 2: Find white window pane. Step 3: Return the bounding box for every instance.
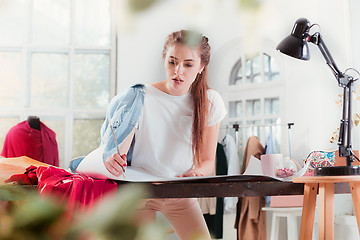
[229,101,242,118]
[0,117,20,154]
[74,53,110,109]
[0,52,22,107]
[265,99,270,115]
[246,100,252,116]
[246,99,260,116]
[263,54,270,72]
[0,0,25,46]
[253,74,261,83]
[237,67,242,79]
[31,53,69,108]
[265,97,280,115]
[264,54,280,82]
[265,118,281,153]
[253,54,261,75]
[31,0,71,45]
[271,56,280,73]
[246,120,261,139]
[272,98,280,114]
[75,0,110,46]
[73,118,104,158]
[264,74,271,82]
[42,118,65,167]
[254,100,261,115]
[245,59,251,77]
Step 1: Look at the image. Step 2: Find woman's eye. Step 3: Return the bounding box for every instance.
[169,61,175,65]
[185,64,193,67]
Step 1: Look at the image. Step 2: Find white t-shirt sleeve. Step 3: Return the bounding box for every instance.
[207,89,227,127]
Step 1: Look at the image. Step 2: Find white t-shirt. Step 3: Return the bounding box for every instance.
[131,84,226,178]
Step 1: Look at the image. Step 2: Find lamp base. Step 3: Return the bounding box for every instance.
[315,166,360,176]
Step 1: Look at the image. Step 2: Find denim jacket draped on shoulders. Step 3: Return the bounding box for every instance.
[100,84,145,162]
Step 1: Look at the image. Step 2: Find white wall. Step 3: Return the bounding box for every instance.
[112,0,360,239]
[114,0,360,162]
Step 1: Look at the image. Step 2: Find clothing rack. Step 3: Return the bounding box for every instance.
[221,122,295,158]
[230,122,294,131]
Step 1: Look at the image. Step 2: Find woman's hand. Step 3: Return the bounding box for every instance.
[104,153,127,176]
[178,168,204,178]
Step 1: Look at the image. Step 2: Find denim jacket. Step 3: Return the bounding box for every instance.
[100,84,146,162]
[69,84,145,172]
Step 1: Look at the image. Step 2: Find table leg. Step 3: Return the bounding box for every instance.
[318,182,334,240]
[299,183,318,240]
[349,181,360,236]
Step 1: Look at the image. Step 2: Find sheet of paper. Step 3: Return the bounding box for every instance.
[243,155,263,176]
[77,146,204,182]
[76,148,281,182]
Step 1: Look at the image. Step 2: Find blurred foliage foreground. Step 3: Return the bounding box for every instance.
[0,184,168,240]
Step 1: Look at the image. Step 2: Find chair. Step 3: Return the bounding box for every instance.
[262,206,302,240]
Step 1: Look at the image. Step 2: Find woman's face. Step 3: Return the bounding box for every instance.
[164,43,204,96]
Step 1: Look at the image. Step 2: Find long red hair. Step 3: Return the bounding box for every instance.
[162,30,211,166]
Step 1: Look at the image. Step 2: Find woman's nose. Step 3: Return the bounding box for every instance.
[175,63,184,75]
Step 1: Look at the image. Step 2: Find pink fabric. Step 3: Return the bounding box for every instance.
[1,121,59,166]
[36,166,118,212]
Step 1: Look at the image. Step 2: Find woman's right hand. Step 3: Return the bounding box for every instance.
[104,153,127,176]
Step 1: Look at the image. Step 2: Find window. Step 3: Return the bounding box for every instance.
[227,52,282,163]
[0,0,115,168]
[230,52,279,86]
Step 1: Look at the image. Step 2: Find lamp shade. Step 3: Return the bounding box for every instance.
[276,18,311,60]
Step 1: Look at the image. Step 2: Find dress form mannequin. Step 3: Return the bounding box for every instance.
[27,116,41,131]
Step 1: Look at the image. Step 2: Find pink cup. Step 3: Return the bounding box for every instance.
[261,154,283,177]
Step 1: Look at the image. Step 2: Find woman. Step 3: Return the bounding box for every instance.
[101,30,226,240]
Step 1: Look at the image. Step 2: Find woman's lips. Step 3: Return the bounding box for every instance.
[172,77,184,82]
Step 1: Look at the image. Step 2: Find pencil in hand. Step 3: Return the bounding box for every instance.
[108,119,126,177]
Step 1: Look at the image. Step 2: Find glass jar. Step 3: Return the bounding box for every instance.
[275,157,297,179]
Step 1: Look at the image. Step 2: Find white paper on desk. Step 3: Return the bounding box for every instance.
[77,146,205,182]
[243,155,263,176]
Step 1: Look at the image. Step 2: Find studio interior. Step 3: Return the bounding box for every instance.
[1,0,360,240]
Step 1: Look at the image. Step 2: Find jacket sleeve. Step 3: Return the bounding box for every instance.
[100,84,145,161]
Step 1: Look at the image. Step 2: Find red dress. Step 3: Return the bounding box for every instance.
[1,120,59,166]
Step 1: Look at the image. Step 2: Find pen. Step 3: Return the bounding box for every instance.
[108,119,126,175]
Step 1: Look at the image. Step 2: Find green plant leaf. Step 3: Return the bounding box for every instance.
[11,194,66,238]
[68,184,155,239]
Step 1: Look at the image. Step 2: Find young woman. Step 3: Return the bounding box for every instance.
[101,30,226,240]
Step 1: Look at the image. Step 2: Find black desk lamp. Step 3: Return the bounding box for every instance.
[276,17,360,176]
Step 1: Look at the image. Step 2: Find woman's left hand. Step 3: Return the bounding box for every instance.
[178,168,204,178]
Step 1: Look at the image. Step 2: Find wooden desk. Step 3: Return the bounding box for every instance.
[0,156,49,185]
[118,176,306,198]
[0,157,351,199]
[293,176,360,240]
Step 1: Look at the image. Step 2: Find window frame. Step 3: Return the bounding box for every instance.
[224,50,287,158]
[0,0,116,167]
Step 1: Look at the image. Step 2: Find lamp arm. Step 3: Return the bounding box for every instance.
[309,33,345,84]
[309,33,359,164]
